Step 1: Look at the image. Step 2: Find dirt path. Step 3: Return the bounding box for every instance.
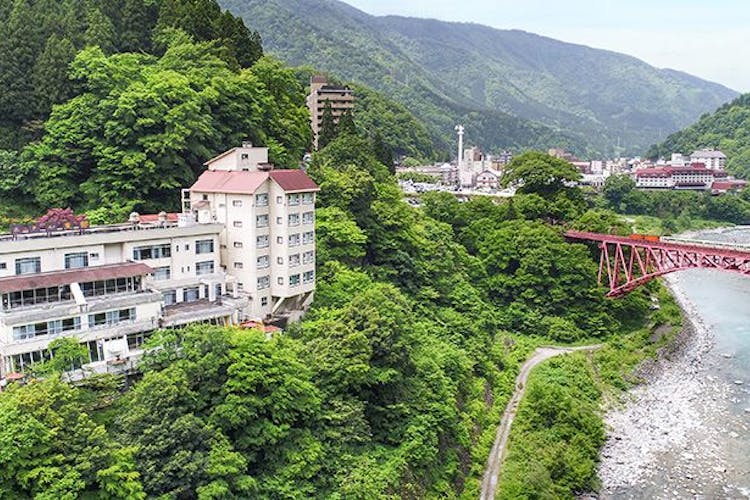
[479,344,603,500]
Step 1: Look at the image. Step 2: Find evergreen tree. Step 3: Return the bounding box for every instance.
[31,35,77,118]
[118,0,157,53]
[215,11,263,68]
[0,0,41,125]
[370,130,394,172]
[337,108,357,137]
[318,100,337,150]
[84,6,116,53]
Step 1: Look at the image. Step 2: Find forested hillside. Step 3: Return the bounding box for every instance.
[0,0,436,221]
[647,93,750,179]
[0,0,262,150]
[219,0,737,157]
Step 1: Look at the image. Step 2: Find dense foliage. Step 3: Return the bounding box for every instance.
[0,145,652,498]
[647,93,750,179]
[220,0,737,156]
[0,0,263,150]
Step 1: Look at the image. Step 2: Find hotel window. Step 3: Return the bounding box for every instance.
[256,214,269,228]
[257,255,270,269]
[289,254,300,267]
[277,277,284,285]
[235,241,245,249]
[183,287,200,303]
[289,233,300,246]
[276,216,283,225]
[303,271,315,284]
[163,290,177,306]
[256,235,269,248]
[255,193,269,206]
[302,193,314,204]
[153,266,171,281]
[133,244,171,260]
[196,239,214,254]
[234,262,244,269]
[277,236,283,244]
[64,252,89,269]
[233,200,243,207]
[196,261,215,276]
[15,257,41,275]
[0,262,6,269]
[288,213,300,226]
[303,231,315,244]
[303,251,315,264]
[302,212,314,225]
[257,276,270,290]
[261,297,269,307]
[89,253,99,261]
[288,194,301,206]
[88,308,135,327]
[289,274,301,287]
[233,221,243,228]
[276,195,283,204]
[277,257,283,265]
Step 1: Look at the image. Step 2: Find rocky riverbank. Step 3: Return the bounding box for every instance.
[596,274,750,499]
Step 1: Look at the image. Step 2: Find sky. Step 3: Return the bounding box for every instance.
[343,0,750,92]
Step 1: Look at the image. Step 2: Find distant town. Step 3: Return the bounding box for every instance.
[397,130,746,198]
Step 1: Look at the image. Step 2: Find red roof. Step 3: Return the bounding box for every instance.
[191,170,268,195]
[0,262,153,294]
[712,181,747,191]
[269,170,320,193]
[138,213,180,223]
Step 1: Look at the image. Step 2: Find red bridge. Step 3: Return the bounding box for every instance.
[564,230,750,297]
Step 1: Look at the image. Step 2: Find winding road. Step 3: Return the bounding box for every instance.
[479,344,603,500]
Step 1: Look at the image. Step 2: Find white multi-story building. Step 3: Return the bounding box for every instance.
[186,144,319,321]
[0,145,318,382]
[635,163,724,190]
[690,149,727,170]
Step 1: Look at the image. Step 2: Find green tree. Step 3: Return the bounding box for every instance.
[603,174,636,210]
[315,206,368,265]
[84,6,116,53]
[502,151,581,197]
[318,100,337,149]
[338,108,357,136]
[31,35,77,118]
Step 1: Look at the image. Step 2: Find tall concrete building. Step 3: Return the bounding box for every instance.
[0,145,318,383]
[306,75,354,149]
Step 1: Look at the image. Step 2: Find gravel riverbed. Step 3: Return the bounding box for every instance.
[595,274,750,499]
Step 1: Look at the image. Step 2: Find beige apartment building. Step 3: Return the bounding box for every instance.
[306,75,354,148]
[0,144,318,382]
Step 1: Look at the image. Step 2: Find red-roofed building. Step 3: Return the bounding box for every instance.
[636,163,723,190]
[187,144,318,323]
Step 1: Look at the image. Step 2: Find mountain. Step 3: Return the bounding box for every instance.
[647,93,750,178]
[220,0,737,157]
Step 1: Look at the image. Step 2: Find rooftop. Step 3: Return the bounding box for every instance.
[0,262,153,294]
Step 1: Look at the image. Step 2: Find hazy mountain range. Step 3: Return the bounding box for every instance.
[221,0,738,157]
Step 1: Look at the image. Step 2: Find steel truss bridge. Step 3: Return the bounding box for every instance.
[565,230,750,297]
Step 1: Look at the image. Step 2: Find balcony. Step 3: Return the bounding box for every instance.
[161,299,239,328]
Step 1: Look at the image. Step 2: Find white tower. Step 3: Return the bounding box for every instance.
[455,125,465,165]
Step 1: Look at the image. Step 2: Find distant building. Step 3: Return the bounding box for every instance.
[475,170,500,190]
[635,163,724,190]
[306,75,354,149]
[690,149,727,170]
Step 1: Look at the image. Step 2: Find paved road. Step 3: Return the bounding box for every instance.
[479,344,603,500]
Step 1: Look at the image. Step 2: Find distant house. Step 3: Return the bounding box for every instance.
[690,149,726,170]
[475,170,499,189]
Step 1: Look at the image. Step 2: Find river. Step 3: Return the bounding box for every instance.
[598,227,750,499]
